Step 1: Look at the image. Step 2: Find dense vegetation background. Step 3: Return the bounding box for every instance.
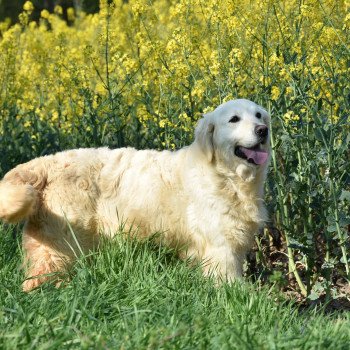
[0,0,349,347]
[0,0,100,23]
[0,0,349,305]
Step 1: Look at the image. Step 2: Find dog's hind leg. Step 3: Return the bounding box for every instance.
[22,222,73,292]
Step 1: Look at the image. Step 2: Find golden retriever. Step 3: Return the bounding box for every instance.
[0,99,270,291]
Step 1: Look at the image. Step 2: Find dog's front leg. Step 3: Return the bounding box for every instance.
[201,245,245,283]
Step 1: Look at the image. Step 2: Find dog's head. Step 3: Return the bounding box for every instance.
[195,99,271,179]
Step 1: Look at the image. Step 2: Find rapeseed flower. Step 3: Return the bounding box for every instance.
[0,0,348,145]
[23,1,34,12]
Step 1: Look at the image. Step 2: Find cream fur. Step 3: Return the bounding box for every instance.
[0,99,270,291]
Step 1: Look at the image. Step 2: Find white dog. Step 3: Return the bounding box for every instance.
[0,99,270,291]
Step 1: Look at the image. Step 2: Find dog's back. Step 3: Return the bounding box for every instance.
[0,146,189,242]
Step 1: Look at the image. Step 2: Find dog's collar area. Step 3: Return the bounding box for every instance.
[234,145,268,165]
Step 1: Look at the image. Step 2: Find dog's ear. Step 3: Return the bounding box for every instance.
[195,116,215,162]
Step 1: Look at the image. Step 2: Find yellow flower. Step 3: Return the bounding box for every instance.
[52,111,59,122]
[0,0,347,144]
[67,7,75,21]
[41,9,50,19]
[23,1,34,12]
[54,5,63,15]
[285,87,294,96]
[24,120,32,128]
[271,86,281,101]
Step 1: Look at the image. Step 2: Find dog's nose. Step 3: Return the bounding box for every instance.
[255,125,268,139]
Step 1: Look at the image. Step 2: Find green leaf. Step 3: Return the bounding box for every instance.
[326,224,337,233]
[288,238,309,252]
[340,256,349,264]
[339,190,350,201]
[307,291,319,301]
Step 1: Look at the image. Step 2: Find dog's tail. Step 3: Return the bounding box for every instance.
[0,181,38,223]
[0,163,47,223]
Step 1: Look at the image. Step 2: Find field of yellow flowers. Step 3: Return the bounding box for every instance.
[0,0,349,299]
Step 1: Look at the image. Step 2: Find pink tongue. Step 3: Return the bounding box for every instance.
[240,147,268,165]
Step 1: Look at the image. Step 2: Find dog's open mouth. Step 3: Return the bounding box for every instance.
[234,144,268,165]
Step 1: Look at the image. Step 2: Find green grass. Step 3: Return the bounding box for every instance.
[1,224,350,349]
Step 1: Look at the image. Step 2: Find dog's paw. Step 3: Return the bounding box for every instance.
[22,276,47,292]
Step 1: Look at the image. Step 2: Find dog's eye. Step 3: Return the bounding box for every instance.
[229,115,240,123]
[256,112,262,119]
